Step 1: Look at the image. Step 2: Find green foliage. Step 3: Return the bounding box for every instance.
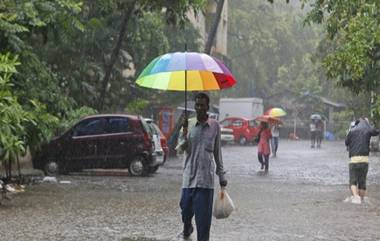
[304,0,380,93]
[228,0,329,119]
[0,0,208,167]
[56,106,97,135]
[0,0,81,118]
[0,53,27,163]
[22,99,60,155]
[330,110,354,140]
[0,0,83,165]
[0,53,58,166]
[126,99,150,115]
[0,0,84,52]
[138,0,206,26]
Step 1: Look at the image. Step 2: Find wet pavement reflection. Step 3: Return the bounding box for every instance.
[1,140,380,241]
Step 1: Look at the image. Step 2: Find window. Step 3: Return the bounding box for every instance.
[73,118,106,136]
[147,123,159,136]
[220,119,232,127]
[232,120,243,127]
[249,120,258,127]
[108,118,129,133]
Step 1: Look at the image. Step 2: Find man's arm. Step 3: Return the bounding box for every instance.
[214,123,227,187]
[345,131,351,147]
[175,126,189,154]
[370,126,380,136]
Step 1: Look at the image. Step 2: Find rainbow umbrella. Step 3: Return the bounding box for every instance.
[136,52,236,116]
[136,52,236,91]
[264,107,287,117]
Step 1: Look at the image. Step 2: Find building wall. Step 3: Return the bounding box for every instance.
[214,0,228,55]
[188,0,228,56]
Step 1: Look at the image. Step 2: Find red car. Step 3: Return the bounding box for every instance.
[220,117,260,145]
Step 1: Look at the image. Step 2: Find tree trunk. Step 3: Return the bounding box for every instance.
[204,0,225,54]
[98,1,137,111]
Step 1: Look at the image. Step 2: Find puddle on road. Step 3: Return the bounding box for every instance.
[122,238,170,241]
[122,236,188,241]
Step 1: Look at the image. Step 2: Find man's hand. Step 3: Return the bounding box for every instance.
[182,118,189,136]
[219,175,227,187]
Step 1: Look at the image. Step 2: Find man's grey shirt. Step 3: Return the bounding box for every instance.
[181,118,225,189]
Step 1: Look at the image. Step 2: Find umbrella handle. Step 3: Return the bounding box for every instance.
[182,117,188,137]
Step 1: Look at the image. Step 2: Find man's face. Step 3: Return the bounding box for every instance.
[195,97,209,121]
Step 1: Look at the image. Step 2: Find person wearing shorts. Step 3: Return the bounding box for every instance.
[345,118,379,204]
[349,159,368,193]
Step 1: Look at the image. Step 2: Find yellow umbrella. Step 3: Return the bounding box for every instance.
[264,107,287,117]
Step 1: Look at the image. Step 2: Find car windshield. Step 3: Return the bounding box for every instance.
[232,120,243,127]
[249,120,257,127]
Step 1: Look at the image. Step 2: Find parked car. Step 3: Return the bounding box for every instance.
[145,118,169,163]
[220,117,260,145]
[221,127,234,145]
[33,114,164,176]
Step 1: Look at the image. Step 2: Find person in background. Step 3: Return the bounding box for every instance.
[257,122,272,172]
[270,123,280,157]
[310,119,317,148]
[315,119,324,148]
[176,92,227,241]
[345,118,379,204]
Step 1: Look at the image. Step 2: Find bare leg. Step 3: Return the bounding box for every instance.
[350,185,359,196]
[350,185,362,204]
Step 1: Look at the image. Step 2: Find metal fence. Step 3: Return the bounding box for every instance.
[279,118,350,140]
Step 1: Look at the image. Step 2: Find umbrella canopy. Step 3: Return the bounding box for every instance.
[255,115,283,125]
[310,114,322,120]
[136,52,236,91]
[264,107,287,117]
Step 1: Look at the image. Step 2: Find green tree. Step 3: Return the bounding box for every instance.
[0,0,83,116]
[303,0,380,93]
[30,0,205,113]
[228,0,324,114]
[0,0,87,174]
[302,0,380,121]
[0,53,58,178]
[96,0,207,110]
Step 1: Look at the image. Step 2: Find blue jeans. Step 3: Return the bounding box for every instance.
[180,188,214,241]
[271,137,279,154]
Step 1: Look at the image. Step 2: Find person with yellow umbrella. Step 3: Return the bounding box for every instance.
[264,107,287,157]
[255,115,283,172]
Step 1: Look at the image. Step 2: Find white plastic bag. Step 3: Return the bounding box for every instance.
[213,187,235,219]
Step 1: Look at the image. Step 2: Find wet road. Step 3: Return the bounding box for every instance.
[1,140,380,241]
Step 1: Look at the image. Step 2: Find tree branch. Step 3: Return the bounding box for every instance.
[98,0,137,111]
[204,0,225,54]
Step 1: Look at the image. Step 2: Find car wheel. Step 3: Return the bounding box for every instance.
[44,160,60,176]
[128,157,147,176]
[239,136,247,145]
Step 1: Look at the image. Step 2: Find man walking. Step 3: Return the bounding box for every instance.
[345,118,379,204]
[177,92,227,241]
[310,119,317,148]
[315,119,324,148]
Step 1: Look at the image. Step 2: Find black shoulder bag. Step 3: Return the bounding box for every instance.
[254,128,263,144]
